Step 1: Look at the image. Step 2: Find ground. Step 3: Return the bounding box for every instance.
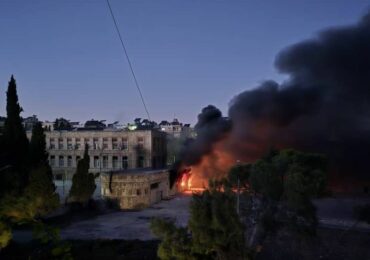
[4,194,370,259]
[61,194,191,240]
[60,195,370,240]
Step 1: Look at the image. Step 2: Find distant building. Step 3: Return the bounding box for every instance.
[159,118,193,138]
[83,119,106,130]
[22,115,39,131]
[42,121,54,131]
[101,168,170,209]
[27,128,167,180]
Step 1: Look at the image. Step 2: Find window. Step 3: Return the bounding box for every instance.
[122,138,128,150]
[112,156,118,169]
[136,189,141,196]
[137,156,144,168]
[137,137,144,149]
[67,138,72,149]
[58,138,64,149]
[59,156,64,167]
[150,182,159,190]
[122,156,128,169]
[103,138,108,150]
[76,156,81,165]
[50,155,55,166]
[112,138,118,150]
[50,138,55,149]
[93,138,99,150]
[103,156,108,168]
[75,138,81,149]
[94,156,100,168]
[67,156,72,167]
[145,188,148,195]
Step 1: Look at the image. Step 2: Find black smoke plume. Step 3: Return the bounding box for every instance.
[174,11,370,187]
[169,105,231,186]
[228,11,370,182]
[181,105,231,165]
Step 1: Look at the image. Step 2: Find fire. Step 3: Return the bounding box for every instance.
[178,140,236,190]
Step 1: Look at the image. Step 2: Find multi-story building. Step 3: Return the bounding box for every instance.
[27,129,167,179]
[159,118,193,138]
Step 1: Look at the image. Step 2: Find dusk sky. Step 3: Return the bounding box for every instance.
[0,0,369,125]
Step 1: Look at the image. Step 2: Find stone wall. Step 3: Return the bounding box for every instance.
[100,169,170,209]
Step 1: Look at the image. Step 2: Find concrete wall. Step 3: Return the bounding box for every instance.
[100,169,170,209]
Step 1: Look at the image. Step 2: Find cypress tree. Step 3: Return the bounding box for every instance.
[2,75,29,192]
[68,144,96,206]
[25,122,59,215]
[29,122,49,167]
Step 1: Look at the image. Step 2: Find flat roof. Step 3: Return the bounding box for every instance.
[103,168,168,175]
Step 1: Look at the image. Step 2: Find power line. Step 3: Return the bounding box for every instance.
[106,0,151,120]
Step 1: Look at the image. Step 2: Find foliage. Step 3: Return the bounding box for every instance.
[240,149,327,244]
[151,180,250,260]
[151,218,194,260]
[1,75,29,193]
[0,221,12,249]
[189,180,246,259]
[24,165,59,217]
[29,122,49,167]
[53,118,72,131]
[26,122,59,216]
[32,223,72,259]
[228,163,252,189]
[69,144,96,205]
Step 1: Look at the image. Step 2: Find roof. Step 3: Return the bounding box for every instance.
[103,167,168,175]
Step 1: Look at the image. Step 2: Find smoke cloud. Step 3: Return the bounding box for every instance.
[228,11,370,181]
[179,11,370,186]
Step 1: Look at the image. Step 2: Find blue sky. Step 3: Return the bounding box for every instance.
[0,0,369,125]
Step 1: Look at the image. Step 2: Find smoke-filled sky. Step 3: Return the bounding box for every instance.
[0,0,369,124]
[179,10,370,185]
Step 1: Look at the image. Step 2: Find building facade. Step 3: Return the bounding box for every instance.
[101,168,170,209]
[159,118,193,138]
[27,129,167,179]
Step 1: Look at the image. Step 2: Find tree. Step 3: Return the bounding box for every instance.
[228,163,252,189]
[151,218,194,260]
[68,144,96,205]
[25,122,59,216]
[53,118,72,131]
[151,180,250,260]
[1,75,29,192]
[239,149,327,247]
[29,122,49,167]
[0,221,11,250]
